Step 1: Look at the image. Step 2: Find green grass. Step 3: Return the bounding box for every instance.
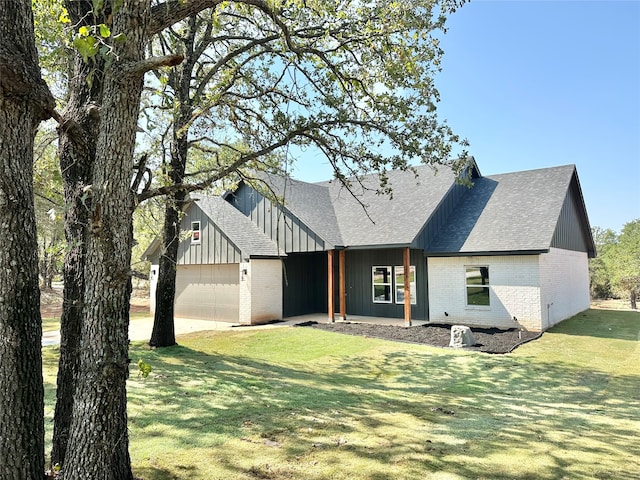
[42,317,60,333]
[42,309,640,479]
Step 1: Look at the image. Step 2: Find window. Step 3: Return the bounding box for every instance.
[372,266,392,303]
[373,265,417,304]
[395,266,416,305]
[466,266,490,306]
[191,221,201,244]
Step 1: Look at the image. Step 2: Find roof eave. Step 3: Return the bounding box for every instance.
[426,249,549,257]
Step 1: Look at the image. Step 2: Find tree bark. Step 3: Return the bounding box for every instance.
[0,0,54,478]
[150,16,197,348]
[51,1,104,460]
[61,2,152,478]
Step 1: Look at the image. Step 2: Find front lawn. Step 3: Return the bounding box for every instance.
[43,309,640,479]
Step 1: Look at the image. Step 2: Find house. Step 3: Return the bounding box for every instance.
[143,158,596,331]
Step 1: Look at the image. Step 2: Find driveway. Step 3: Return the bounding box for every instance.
[42,315,302,346]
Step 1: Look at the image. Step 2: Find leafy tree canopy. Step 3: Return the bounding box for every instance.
[138,0,468,201]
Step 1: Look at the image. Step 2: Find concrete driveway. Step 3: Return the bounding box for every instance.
[42,313,422,346]
[42,315,301,346]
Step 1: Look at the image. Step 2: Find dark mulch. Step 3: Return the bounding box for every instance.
[296,321,541,354]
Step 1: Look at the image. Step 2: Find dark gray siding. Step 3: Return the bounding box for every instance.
[415,181,469,249]
[177,204,242,265]
[228,185,326,253]
[551,185,593,255]
[282,252,327,317]
[342,248,428,320]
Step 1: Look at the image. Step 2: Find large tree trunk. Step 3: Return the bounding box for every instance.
[149,198,182,347]
[150,17,196,348]
[51,7,103,461]
[0,0,54,477]
[61,2,152,478]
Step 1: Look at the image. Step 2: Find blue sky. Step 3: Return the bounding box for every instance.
[291,0,640,233]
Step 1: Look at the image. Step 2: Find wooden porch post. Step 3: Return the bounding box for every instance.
[339,249,346,321]
[403,247,412,327]
[327,250,335,323]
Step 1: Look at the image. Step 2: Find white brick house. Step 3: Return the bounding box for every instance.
[144,158,595,330]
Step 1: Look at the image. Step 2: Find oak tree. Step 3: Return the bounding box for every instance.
[141,0,469,346]
[0,0,56,477]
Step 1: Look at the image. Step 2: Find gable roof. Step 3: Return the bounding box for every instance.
[194,195,284,258]
[141,195,284,262]
[255,162,476,249]
[143,160,595,262]
[252,173,344,247]
[320,165,463,247]
[427,164,596,256]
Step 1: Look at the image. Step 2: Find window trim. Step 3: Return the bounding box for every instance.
[372,266,393,303]
[191,220,201,244]
[394,265,417,305]
[465,265,490,307]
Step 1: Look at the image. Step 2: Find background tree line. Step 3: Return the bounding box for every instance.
[590,219,640,309]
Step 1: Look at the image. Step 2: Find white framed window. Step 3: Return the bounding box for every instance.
[466,266,490,306]
[395,265,416,305]
[191,221,201,244]
[372,266,392,303]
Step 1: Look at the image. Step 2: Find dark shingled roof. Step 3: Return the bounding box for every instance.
[195,195,284,258]
[260,164,460,248]
[157,161,591,260]
[257,173,344,247]
[318,165,458,247]
[427,164,577,255]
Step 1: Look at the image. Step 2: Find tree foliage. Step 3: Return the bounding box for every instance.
[140,0,468,202]
[589,226,617,299]
[591,220,640,309]
[602,219,640,308]
[34,129,65,289]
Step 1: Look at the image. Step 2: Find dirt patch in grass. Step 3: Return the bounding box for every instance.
[298,322,541,354]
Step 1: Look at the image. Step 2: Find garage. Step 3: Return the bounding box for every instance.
[174,264,239,321]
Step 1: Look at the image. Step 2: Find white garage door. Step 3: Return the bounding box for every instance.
[175,264,239,321]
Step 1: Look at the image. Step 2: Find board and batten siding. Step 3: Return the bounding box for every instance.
[414,181,469,249]
[177,204,242,265]
[228,185,326,253]
[282,252,327,317]
[344,248,428,320]
[551,184,594,255]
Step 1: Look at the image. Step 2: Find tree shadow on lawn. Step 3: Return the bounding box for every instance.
[126,336,640,480]
[553,309,640,340]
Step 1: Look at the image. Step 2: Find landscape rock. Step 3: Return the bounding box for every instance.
[449,325,476,348]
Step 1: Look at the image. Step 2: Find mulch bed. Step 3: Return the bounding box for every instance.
[297,321,542,354]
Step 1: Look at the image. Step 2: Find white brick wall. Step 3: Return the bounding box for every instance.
[239,259,282,324]
[427,249,590,331]
[539,248,590,329]
[149,263,159,314]
[428,255,543,331]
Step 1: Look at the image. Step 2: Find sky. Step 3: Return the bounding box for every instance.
[290,0,640,234]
